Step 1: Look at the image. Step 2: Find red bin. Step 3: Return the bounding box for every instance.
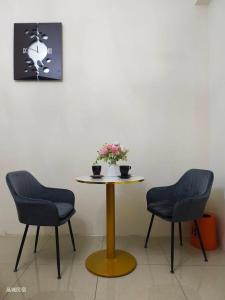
[191,213,218,251]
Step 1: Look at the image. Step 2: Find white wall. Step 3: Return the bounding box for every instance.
[208,0,225,249]
[0,0,209,236]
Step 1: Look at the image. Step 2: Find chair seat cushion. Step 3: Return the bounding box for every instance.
[147,201,174,219]
[55,202,74,219]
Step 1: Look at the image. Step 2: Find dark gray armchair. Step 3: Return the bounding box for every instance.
[6,170,76,279]
[144,169,214,273]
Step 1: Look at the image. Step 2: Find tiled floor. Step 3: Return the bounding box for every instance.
[1,235,225,300]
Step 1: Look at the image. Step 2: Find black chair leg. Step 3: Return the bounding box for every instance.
[14,225,29,272]
[55,226,61,279]
[194,220,208,262]
[34,226,40,253]
[171,222,174,273]
[144,214,155,248]
[68,220,76,251]
[179,222,183,246]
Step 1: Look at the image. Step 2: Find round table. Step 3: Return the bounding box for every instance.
[76,175,144,277]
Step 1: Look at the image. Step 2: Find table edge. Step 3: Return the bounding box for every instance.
[76,178,144,185]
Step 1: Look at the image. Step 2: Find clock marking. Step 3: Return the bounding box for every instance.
[42,34,48,40]
[47,48,52,54]
[43,67,50,73]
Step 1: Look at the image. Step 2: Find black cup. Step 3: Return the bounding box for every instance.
[92,165,101,176]
[120,165,131,178]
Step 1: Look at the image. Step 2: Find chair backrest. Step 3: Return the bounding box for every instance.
[177,169,214,198]
[6,171,44,199]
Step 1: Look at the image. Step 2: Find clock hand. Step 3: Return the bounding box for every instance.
[37,45,39,53]
[29,48,37,52]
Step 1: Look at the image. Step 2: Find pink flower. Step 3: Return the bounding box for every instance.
[99,146,108,156]
[107,144,113,151]
[111,144,119,154]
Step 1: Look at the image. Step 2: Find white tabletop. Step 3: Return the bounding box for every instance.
[76,176,144,185]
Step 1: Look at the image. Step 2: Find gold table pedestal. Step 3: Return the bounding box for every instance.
[76,176,144,278]
[86,249,137,277]
[86,183,137,277]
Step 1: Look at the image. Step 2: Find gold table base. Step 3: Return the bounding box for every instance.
[85,249,137,277]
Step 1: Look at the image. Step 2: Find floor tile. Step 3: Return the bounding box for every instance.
[176,266,225,300]
[159,237,225,268]
[1,236,225,300]
[0,236,33,265]
[0,263,29,300]
[3,261,97,300]
[0,235,50,265]
[32,235,102,265]
[95,265,185,300]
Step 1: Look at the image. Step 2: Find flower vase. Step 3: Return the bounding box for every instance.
[107,164,120,177]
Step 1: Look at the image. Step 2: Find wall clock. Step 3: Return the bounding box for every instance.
[14,23,62,80]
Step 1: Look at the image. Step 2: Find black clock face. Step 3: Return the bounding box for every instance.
[14,23,62,80]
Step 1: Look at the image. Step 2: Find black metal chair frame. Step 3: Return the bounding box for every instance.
[144,215,207,273]
[14,221,76,279]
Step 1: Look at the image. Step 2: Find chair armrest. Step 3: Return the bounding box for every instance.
[15,195,60,226]
[41,187,75,206]
[172,195,208,222]
[147,185,177,203]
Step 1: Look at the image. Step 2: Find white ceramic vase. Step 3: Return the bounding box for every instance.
[107,164,120,177]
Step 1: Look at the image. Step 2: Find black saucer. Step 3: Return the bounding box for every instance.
[90,175,104,179]
[119,175,131,179]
